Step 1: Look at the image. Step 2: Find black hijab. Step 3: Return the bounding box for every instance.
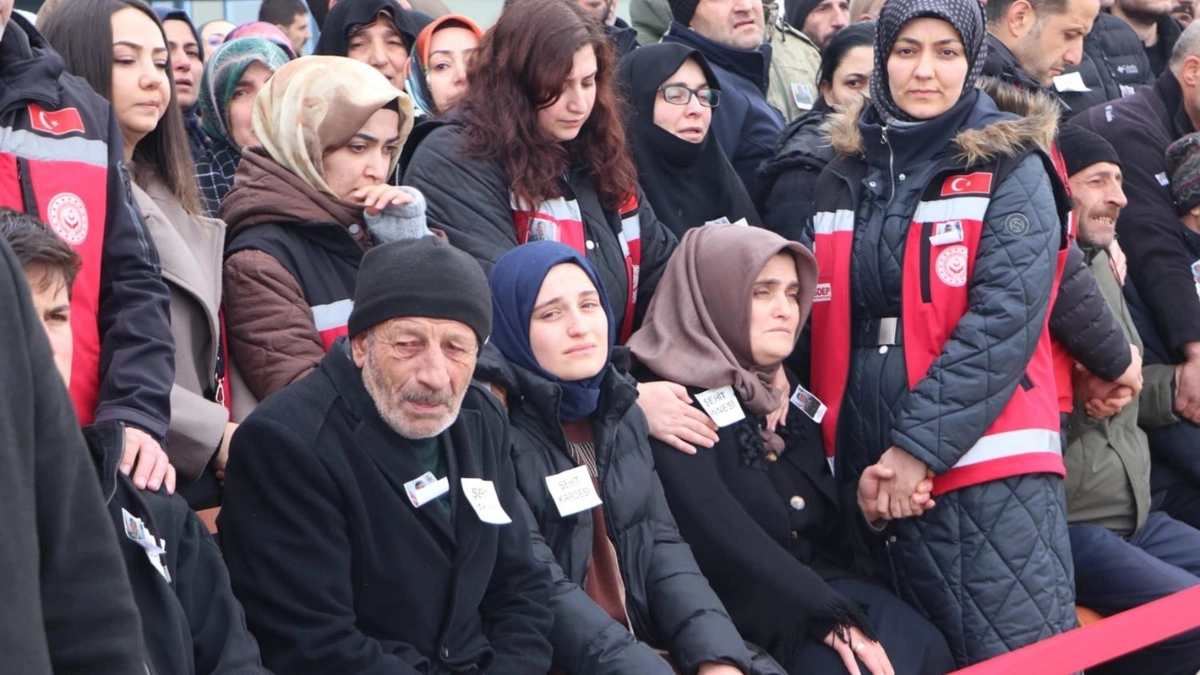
[314,0,422,56]
[617,43,762,238]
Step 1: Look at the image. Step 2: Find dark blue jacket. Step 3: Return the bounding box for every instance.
[663,22,784,196]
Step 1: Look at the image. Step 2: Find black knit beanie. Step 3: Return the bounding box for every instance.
[669,0,702,25]
[786,0,824,32]
[871,0,987,122]
[1058,124,1122,178]
[1167,132,1200,216]
[348,237,493,347]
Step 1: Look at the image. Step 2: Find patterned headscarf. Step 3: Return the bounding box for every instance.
[870,0,987,122]
[252,56,415,197]
[199,38,291,149]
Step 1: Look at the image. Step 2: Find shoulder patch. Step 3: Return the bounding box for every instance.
[1004,213,1030,236]
[941,172,994,197]
[28,103,85,136]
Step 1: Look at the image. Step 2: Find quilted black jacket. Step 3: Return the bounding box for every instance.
[756,100,835,244]
[810,82,1077,663]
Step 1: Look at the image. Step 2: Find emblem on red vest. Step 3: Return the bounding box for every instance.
[935,245,969,287]
[28,104,85,136]
[940,172,993,196]
[813,282,832,303]
[47,192,89,244]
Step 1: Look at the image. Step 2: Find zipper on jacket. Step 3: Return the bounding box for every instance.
[919,222,934,303]
[882,126,897,206]
[16,157,40,218]
[1019,374,1034,392]
[595,421,644,640]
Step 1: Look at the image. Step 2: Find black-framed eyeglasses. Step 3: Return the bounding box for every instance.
[658,85,721,107]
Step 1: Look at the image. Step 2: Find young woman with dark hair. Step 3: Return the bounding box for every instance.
[405,0,726,456]
[42,0,237,509]
[756,21,875,243]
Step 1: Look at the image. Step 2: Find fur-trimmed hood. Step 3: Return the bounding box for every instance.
[823,78,1060,166]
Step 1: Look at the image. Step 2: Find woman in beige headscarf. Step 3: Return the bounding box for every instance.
[221,55,417,401]
[628,224,954,675]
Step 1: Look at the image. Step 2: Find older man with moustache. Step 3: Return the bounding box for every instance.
[217,237,553,675]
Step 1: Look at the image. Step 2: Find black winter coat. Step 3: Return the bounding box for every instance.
[1057,13,1154,113]
[0,236,146,675]
[476,352,774,675]
[812,85,1077,663]
[756,100,835,244]
[642,376,874,666]
[218,341,554,675]
[1074,71,1200,351]
[83,421,268,675]
[402,122,677,339]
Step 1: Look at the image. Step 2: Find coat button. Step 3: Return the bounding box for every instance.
[585,240,596,250]
[789,496,806,511]
[868,181,877,187]
[790,530,799,539]
[879,345,889,354]
[898,173,906,181]
[766,451,778,462]
[349,224,361,235]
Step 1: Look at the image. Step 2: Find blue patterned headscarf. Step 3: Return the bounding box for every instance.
[870,0,987,122]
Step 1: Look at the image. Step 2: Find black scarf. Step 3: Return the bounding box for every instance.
[314,0,421,56]
[617,43,762,237]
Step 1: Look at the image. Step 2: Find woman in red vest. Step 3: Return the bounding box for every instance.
[806,0,1075,666]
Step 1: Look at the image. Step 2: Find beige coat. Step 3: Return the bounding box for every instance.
[764,13,823,123]
[133,179,230,481]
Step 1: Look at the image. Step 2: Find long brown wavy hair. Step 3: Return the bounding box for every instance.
[458,0,636,212]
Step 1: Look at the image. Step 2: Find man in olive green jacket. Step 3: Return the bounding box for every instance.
[1059,124,1200,675]
[631,0,820,122]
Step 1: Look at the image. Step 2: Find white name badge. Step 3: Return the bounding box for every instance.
[545,465,603,517]
[929,220,964,246]
[790,384,828,423]
[694,385,747,427]
[404,471,450,508]
[460,478,512,525]
[1052,71,1090,93]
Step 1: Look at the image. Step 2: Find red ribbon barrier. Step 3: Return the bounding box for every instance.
[950,585,1200,675]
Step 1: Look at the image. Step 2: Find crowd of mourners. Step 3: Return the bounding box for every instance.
[7,0,1200,671]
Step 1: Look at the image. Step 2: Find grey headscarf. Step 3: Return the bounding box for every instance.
[870,0,987,122]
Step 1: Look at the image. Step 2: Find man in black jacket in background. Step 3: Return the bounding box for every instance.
[219,238,553,675]
[1074,23,1200,435]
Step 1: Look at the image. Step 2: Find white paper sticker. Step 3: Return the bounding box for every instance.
[460,478,512,525]
[1052,71,1090,93]
[545,465,603,517]
[122,508,165,554]
[790,384,828,423]
[405,472,450,508]
[1157,172,1171,187]
[704,216,731,225]
[929,220,964,246]
[1119,85,1136,98]
[694,385,747,427]
[146,544,170,582]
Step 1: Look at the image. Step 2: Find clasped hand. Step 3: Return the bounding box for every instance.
[856,446,935,525]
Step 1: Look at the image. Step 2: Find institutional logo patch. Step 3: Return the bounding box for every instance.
[47,192,89,245]
[935,245,969,287]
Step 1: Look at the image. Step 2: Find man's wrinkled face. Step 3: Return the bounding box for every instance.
[351,317,478,439]
[1069,162,1127,248]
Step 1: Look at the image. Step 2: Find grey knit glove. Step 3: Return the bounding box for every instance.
[367,186,431,244]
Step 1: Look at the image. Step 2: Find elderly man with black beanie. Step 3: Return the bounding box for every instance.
[786,0,849,48]
[664,0,784,195]
[217,237,554,675]
[1058,124,1200,675]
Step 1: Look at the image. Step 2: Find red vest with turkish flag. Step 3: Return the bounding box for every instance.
[809,152,1070,495]
[1,102,110,424]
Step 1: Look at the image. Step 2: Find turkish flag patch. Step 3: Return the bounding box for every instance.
[940,172,993,197]
[28,104,85,136]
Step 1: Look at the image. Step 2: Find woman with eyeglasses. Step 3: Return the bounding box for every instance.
[617,43,761,237]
